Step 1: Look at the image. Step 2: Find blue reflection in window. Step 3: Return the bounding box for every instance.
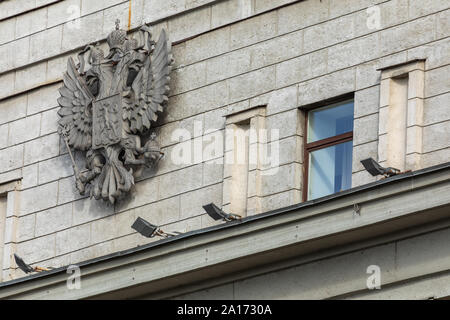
[307,100,354,143]
[308,141,353,200]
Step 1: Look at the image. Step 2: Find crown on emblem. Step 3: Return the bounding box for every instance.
[107,19,127,50]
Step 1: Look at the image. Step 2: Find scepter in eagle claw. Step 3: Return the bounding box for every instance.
[61,124,86,194]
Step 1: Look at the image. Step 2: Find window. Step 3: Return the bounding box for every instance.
[304,99,354,200]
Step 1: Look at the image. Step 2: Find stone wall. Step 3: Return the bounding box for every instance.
[0,0,449,281]
[171,224,450,300]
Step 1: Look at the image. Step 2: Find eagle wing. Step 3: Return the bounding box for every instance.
[125,29,172,134]
[57,57,94,151]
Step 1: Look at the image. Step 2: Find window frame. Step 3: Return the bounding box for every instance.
[302,95,355,201]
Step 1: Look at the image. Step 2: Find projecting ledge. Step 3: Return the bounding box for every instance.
[1,162,450,299]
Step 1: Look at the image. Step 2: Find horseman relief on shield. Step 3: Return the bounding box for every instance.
[57,20,173,204]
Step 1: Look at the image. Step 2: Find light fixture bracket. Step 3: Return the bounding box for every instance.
[203,203,242,221]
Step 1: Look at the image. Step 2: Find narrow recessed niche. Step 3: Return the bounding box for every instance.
[378,60,425,172]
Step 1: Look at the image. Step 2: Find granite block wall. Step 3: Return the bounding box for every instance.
[0,0,448,281]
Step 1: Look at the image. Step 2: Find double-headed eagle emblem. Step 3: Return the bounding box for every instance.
[57,21,173,204]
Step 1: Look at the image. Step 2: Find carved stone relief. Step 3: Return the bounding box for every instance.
[57,20,173,204]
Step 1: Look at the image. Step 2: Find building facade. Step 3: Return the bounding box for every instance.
[0,0,449,299]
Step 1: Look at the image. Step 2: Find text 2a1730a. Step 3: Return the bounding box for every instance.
[176,304,273,318]
[221,304,272,315]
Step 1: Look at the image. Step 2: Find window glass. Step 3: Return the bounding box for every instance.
[307,100,354,143]
[308,140,353,200]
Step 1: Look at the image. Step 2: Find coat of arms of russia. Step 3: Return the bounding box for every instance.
[57,20,173,204]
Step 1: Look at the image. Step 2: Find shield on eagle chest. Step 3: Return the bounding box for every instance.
[92,94,123,149]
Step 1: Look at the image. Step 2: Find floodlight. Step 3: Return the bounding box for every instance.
[14,254,50,274]
[202,203,241,222]
[360,158,400,177]
[132,217,181,238]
